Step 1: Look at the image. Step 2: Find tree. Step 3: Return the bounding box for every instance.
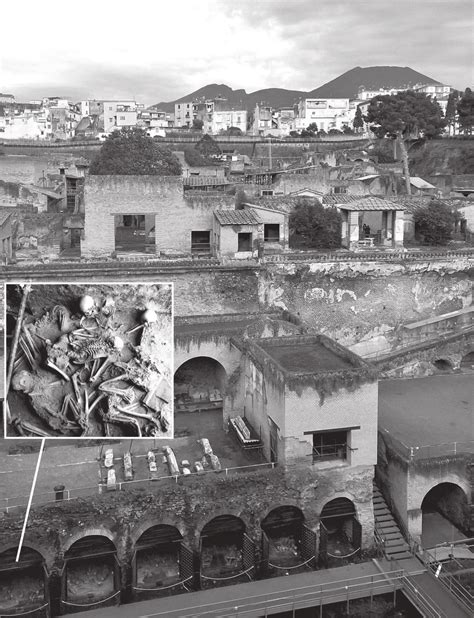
[457,88,474,136]
[414,200,456,245]
[192,118,204,130]
[353,106,364,132]
[445,90,459,135]
[89,127,182,175]
[289,201,342,249]
[300,123,318,138]
[364,91,446,195]
[342,124,355,135]
[195,134,221,158]
[220,126,243,136]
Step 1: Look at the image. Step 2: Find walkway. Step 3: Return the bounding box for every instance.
[397,557,471,618]
[74,559,412,618]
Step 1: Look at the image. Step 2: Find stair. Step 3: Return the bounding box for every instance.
[373,484,412,560]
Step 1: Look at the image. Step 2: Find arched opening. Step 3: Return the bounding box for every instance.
[175,357,226,412]
[61,535,120,611]
[199,515,255,587]
[0,547,48,615]
[174,357,227,438]
[261,506,316,575]
[433,359,453,372]
[421,483,470,548]
[460,352,474,371]
[132,524,193,599]
[319,498,361,567]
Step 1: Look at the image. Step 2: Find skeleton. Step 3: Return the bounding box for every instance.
[51,305,74,333]
[11,369,79,434]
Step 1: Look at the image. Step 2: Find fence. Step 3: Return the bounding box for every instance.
[1,462,277,514]
[142,567,444,618]
[420,547,474,615]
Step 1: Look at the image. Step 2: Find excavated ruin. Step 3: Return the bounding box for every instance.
[6,283,173,438]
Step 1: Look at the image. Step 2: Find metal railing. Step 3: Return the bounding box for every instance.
[311,443,355,462]
[421,546,474,615]
[139,567,444,618]
[1,462,277,514]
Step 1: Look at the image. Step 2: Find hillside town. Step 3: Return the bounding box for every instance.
[0,2,473,615]
[0,80,469,141]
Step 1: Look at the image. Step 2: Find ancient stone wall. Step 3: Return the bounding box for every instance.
[258,259,473,348]
[0,463,375,574]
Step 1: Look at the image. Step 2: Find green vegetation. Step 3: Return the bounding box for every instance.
[414,200,457,245]
[89,127,182,175]
[365,91,446,194]
[183,146,214,167]
[457,87,474,135]
[289,201,342,249]
[195,133,221,158]
[353,106,364,132]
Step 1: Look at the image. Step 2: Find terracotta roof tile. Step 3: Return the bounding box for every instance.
[214,209,261,225]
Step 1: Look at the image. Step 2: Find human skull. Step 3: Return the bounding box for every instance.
[141,308,158,324]
[11,370,35,393]
[79,295,95,317]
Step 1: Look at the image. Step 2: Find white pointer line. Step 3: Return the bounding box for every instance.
[16,438,45,562]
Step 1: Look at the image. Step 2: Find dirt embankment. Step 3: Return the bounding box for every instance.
[408,139,474,177]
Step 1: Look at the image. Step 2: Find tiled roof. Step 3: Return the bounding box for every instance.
[0,211,12,226]
[338,197,405,211]
[214,209,261,225]
[322,194,365,204]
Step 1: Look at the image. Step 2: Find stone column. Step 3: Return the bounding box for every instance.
[154,215,160,255]
[348,211,360,250]
[393,210,404,248]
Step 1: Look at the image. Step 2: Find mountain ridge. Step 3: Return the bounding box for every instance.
[154,66,441,112]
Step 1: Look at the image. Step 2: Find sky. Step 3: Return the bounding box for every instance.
[1,0,472,105]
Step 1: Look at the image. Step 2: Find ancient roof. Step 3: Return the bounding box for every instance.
[408,176,436,190]
[22,184,63,199]
[0,211,12,226]
[355,174,380,181]
[322,194,365,204]
[338,197,405,211]
[214,209,261,225]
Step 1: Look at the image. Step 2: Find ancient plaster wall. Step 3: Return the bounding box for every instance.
[0,463,375,578]
[172,269,260,316]
[259,259,473,349]
[283,382,378,468]
[243,355,286,461]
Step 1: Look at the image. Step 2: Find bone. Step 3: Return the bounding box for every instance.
[46,360,70,381]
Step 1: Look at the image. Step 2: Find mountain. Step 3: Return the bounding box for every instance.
[308,66,441,99]
[153,66,442,112]
[154,84,306,113]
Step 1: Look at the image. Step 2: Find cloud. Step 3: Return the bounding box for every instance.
[0,0,471,104]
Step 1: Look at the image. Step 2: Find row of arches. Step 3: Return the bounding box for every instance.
[0,499,361,615]
[434,351,474,372]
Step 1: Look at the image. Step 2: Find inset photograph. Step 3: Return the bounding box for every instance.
[5,283,173,438]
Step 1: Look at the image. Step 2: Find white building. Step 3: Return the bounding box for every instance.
[206,109,247,134]
[174,101,194,128]
[102,100,137,133]
[0,107,52,140]
[296,98,354,132]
